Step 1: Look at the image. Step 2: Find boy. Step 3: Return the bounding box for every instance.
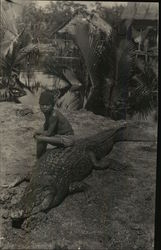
[34,89,75,159]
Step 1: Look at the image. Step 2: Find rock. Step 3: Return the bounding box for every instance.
[0,191,10,204]
[16,108,33,117]
[2,210,9,219]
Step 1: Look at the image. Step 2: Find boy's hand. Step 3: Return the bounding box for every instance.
[35,135,42,141]
[33,132,40,139]
[33,129,44,138]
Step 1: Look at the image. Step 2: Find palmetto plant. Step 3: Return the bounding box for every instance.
[100,27,136,119]
[99,34,158,119]
[43,56,83,110]
[74,21,107,113]
[74,18,158,119]
[0,30,38,101]
[128,59,158,118]
[74,19,136,117]
[43,56,72,86]
[43,56,73,97]
[1,30,34,78]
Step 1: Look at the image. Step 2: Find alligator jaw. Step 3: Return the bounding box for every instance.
[11,209,26,229]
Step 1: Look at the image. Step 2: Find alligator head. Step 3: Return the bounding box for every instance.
[11,178,57,228]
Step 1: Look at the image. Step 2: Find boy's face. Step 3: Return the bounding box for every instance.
[40,104,53,114]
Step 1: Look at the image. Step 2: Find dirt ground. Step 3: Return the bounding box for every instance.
[0,102,157,250]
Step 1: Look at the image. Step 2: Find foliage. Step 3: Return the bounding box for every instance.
[73,19,108,114]
[71,6,135,118]
[100,28,136,119]
[16,1,87,43]
[88,4,158,119]
[1,31,31,77]
[42,55,72,93]
[98,4,125,27]
[128,59,158,118]
[1,30,38,78]
[99,28,158,119]
[10,2,158,118]
[42,55,83,110]
[0,30,39,102]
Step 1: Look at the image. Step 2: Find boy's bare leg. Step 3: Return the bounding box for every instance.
[36,141,47,159]
[69,181,90,195]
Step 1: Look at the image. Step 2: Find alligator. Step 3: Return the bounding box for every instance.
[9,124,155,227]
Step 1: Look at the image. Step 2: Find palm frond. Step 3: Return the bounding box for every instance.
[74,22,106,110]
[43,56,72,87]
[1,30,38,80]
[0,29,37,101]
[100,26,136,119]
[128,59,158,117]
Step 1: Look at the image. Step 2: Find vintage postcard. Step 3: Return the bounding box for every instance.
[0,1,159,249]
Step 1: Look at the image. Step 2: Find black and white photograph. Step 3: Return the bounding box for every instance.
[0,1,159,249]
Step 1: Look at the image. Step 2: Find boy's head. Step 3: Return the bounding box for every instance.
[39,90,55,114]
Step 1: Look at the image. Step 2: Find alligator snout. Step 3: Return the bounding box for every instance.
[11,209,26,228]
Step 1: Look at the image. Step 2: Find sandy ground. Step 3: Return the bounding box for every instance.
[0,102,157,250]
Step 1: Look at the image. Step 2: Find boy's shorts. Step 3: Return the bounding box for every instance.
[47,134,75,149]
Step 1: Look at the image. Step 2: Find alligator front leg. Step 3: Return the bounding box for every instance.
[69,182,90,195]
[90,151,128,171]
[89,151,112,170]
[69,182,92,204]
